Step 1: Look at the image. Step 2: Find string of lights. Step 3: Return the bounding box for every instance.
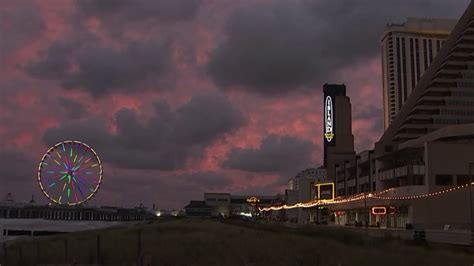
[259,182,474,212]
[260,187,397,211]
[371,183,473,200]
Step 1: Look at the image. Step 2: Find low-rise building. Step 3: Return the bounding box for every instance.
[184,201,211,217]
[185,193,283,219]
[286,167,327,223]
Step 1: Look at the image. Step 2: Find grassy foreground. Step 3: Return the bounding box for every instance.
[1,218,473,266]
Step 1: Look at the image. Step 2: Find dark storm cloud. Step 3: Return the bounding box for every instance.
[180,171,233,190]
[223,134,315,175]
[43,118,112,148]
[207,0,468,95]
[64,41,170,95]
[25,40,74,80]
[24,0,201,96]
[92,169,232,209]
[371,116,384,133]
[58,98,87,119]
[207,2,320,94]
[352,105,383,150]
[171,93,247,145]
[0,150,38,200]
[27,39,171,96]
[0,4,44,61]
[76,0,200,23]
[42,93,245,170]
[0,150,35,182]
[353,104,384,133]
[0,79,28,108]
[353,105,382,121]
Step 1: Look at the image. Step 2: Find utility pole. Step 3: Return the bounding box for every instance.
[469,163,474,246]
[316,190,319,224]
[364,191,367,226]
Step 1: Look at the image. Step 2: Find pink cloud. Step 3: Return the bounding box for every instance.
[0,0,395,209]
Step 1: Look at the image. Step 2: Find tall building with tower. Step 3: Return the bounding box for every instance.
[264,1,474,236]
[323,84,355,182]
[330,2,474,231]
[381,18,457,129]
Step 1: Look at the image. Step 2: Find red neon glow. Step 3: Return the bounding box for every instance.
[371,207,386,215]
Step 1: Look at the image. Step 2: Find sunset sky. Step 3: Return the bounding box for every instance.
[0,0,470,209]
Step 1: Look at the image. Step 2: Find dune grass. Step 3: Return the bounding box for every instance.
[1,218,473,266]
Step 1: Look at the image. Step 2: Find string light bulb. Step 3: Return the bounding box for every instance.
[259,183,474,212]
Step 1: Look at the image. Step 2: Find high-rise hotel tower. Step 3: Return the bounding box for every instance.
[381,18,457,129]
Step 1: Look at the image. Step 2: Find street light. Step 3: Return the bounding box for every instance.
[468,163,474,245]
[367,150,374,228]
[316,187,319,224]
[364,191,367,226]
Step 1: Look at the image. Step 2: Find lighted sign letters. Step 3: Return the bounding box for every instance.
[371,207,387,215]
[324,96,334,142]
[246,196,260,206]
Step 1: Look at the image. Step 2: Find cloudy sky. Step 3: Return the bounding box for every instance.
[0,0,470,209]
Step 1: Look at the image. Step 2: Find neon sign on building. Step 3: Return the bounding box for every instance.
[371,207,387,215]
[315,182,335,201]
[246,196,260,206]
[324,96,334,142]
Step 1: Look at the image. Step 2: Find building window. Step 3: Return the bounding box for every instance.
[415,39,421,82]
[428,39,433,63]
[414,175,424,185]
[457,81,474,88]
[441,108,474,116]
[435,175,454,186]
[451,90,474,97]
[423,39,428,72]
[382,45,386,89]
[410,38,416,90]
[337,189,345,196]
[396,37,403,110]
[446,99,474,106]
[457,175,470,185]
[402,37,407,101]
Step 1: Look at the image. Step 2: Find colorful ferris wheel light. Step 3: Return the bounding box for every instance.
[37,140,103,206]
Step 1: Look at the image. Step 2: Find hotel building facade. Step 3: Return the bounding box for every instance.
[381,18,456,129]
[331,2,474,232]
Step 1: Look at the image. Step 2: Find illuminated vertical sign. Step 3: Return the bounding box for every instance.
[324,96,334,142]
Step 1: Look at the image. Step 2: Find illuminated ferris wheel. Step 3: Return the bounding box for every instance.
[37,140,103,206]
